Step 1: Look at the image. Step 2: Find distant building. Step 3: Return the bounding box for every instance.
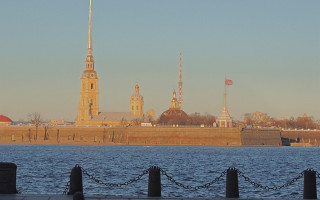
[217,106,232,128]
[0,115,13,126]
[158,91,189,125]
[50,120,65,126]
[76,0,99,124]
[216,79,233,128]
[75,1,143,126]
[130,84,144,117]
[146,109,156,122]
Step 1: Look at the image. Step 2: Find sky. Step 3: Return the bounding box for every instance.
[0,0,319,122]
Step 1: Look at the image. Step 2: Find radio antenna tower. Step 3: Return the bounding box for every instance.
[178,52,183,109]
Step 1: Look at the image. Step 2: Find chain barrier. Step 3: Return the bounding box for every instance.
[235,167,308,191]
[81,166,149,188]
[316,171,320,179]
[63,181,70,195]
[159,167,227,190]
[63,165,320,194]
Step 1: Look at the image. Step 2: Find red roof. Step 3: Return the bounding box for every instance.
[0,115,13,122]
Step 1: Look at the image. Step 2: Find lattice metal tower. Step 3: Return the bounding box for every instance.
[178,52,183,109]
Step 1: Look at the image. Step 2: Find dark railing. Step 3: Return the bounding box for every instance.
[64,165,319,199]
[1,162,319,199]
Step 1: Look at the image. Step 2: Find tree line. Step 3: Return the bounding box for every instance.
[243,112,320,129]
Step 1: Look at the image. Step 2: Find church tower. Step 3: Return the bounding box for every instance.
[170,90,180,110]
[76,0,99,123]
[130,84,144,117]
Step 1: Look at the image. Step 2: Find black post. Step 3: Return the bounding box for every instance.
[0,162,17,194]
[73,191,85,200]
[148,166,161,197]
[303,170,317,199]
[226,168,239,198]
[68,166,83,195]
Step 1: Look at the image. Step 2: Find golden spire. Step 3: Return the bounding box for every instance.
[85,0,94,70]
[88,0,93,56]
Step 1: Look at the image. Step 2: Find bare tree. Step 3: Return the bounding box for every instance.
[28,112,41,140]
[28,112,41,126]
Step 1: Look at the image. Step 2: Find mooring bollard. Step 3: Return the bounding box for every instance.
[148,166,161,197]
[226,168,239,198]
[303,170,317,199]
[68,165,83,195]
[73,191,85,200]
[0,162,17,194]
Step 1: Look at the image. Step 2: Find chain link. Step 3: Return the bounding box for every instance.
[159,167,227,190]
[236,168,306,191]
[63,181,70,195]
[81,167,149,188]
[316,171,320,179]
[65,165,320,193]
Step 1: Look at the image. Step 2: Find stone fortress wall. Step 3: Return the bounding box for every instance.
[0,126,240,146]
[0,126,318,146]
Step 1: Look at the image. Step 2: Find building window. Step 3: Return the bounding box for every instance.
[91,83,94,89]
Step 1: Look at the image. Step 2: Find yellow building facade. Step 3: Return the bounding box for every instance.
[76,0,143,126]
[130,84,144,117]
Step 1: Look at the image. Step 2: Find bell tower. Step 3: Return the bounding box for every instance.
[76,0,99,123]
[130,84,144,117]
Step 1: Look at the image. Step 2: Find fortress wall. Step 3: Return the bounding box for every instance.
[125,127,241,146]
[0,126,113,145]
[281,130,320,146]
[0,126,241,146]
[1,126,289,146]
[240,128,282,146]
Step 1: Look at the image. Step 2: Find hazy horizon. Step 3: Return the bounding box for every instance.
[0,0,319,122]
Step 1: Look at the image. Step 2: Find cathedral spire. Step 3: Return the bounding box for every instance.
[88,0,93,56]
[76,0,99,125]
[86,0,94,70]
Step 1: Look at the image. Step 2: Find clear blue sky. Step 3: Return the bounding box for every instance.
[0,0,319,122]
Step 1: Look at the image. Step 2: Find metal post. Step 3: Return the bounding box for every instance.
[148,166,161,197]
[68,166,83,195]
[73,191,85,200]
[303,170,317,199]
[226,168,239,198]
[0,162,17,194]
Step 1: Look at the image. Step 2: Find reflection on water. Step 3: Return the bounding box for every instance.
[0,145,319,198]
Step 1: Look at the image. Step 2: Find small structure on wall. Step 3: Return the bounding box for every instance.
[217,79,233,128]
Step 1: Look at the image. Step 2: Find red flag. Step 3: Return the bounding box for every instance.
[225,79,233,86]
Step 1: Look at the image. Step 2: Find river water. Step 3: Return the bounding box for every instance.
[0,145,319,199]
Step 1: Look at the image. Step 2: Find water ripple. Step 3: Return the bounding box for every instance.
[0,145,319,198]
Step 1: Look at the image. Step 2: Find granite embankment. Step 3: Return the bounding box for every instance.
[0,126,318,146]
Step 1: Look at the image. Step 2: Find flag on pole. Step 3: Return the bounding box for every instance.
[225,79,233,86]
